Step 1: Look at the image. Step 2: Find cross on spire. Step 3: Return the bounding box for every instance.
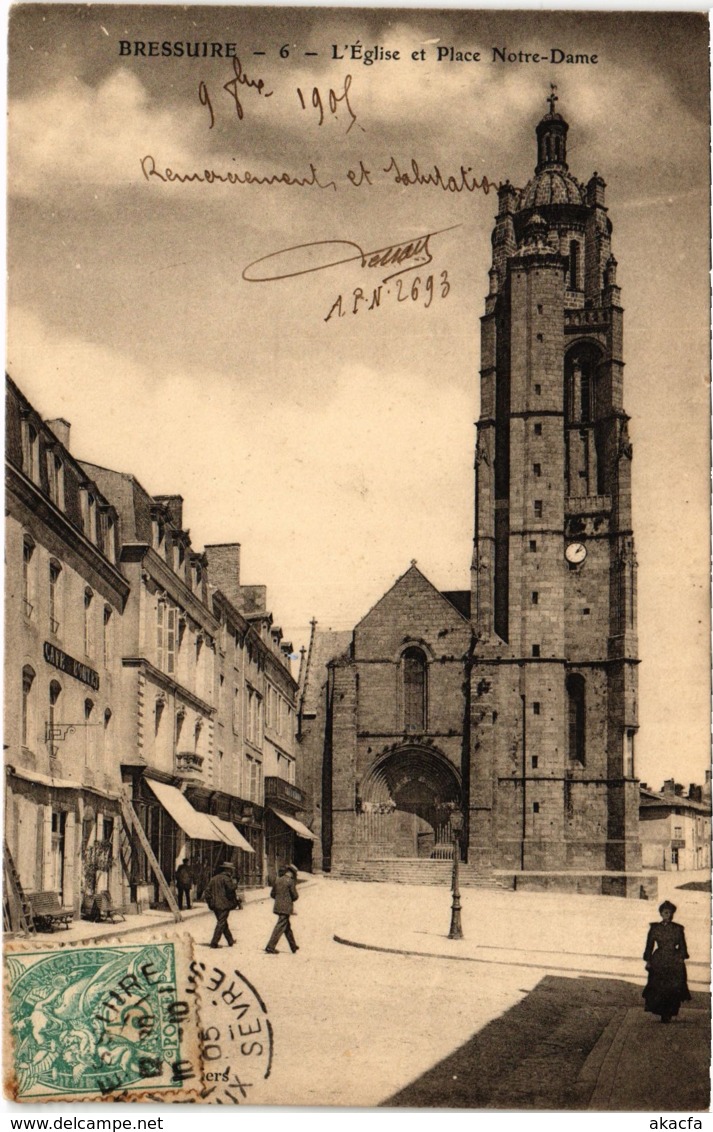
[547,84,558,115]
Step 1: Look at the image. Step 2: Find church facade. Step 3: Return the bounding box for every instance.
[298,97,650,897]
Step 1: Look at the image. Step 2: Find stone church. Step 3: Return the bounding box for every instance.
[298,95,649,897]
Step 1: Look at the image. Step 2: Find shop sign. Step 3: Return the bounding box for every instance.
[43,641,100,691]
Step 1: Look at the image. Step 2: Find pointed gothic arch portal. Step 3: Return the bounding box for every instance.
[358,746,462,860]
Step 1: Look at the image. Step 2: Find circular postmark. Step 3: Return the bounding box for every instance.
[185,957,273,1103]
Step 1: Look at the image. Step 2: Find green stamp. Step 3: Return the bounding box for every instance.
[6,941,194,1100]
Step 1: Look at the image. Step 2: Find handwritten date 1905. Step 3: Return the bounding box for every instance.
[325,272,451,322]
[296,74,361,133]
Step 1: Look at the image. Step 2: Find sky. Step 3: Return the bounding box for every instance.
[6,6,711,788]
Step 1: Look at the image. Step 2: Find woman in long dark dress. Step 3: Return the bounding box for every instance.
[642,900,691,1022]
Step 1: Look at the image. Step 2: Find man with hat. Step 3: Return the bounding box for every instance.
[265,864,299,954]
[203,860,242,949]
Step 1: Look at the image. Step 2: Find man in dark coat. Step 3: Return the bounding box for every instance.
[203,861,241,948]
[265,865,299,954]
[175,858,193,911]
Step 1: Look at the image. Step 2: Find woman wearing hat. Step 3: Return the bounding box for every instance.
[642,900,691,1022]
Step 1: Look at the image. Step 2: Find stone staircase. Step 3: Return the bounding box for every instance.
[330,858,512,890]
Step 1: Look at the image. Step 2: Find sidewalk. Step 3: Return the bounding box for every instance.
[10,881,278,945]
[329,871,711,987]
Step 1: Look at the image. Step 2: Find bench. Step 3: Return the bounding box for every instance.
[90,891,127,924]
[27,891,74,932]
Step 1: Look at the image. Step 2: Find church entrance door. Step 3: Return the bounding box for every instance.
[357,746,462,860]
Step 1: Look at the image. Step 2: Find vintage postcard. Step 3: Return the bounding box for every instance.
[4,4,710,1113]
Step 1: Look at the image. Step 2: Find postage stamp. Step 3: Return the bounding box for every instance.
[4,937,201,1102]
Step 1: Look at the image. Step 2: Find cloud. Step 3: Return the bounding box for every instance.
[8,68,206,198]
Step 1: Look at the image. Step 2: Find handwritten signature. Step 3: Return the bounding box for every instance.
[242,224,460,285]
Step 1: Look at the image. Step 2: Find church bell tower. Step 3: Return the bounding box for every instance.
[469,90,642,887]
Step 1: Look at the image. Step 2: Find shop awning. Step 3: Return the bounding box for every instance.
[270,807,317,841]
[206,815,254,853]
[145,779,223,842]
[6,765,119,801]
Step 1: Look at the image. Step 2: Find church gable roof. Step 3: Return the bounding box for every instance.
[354,564,472,660]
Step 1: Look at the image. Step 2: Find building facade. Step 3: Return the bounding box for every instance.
[5,377,303,927]
[640,778,712,872]
[299,96,649,897]
[5,378,129,918]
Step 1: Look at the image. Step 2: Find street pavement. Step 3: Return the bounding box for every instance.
[15,871,711,1109]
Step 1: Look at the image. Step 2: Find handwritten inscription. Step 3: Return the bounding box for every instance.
[140,155,337,191]
[296,74,361,134]
[140,156,500,196]
[199,58,359,134]
[242,225,457,285]
[199,56,273,127]
[325,271,451,321]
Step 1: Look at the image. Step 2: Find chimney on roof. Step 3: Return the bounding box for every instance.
[154,494,183,529]
[46,418,71,450]
[662,779,675,797]
[204,544,241,608]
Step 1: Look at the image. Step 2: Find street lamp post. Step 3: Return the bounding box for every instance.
[448,809,464,940]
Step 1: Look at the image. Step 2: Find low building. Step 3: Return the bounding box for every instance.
[639,777,712,871]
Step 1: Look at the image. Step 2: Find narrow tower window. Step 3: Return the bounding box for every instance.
[569,241,580,290]
[566,673,586,764]
[403,647,427,731]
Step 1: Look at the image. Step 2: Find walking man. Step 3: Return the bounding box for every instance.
[204,861,242,948]
[175,858,193,911]
[265,864,299,954]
